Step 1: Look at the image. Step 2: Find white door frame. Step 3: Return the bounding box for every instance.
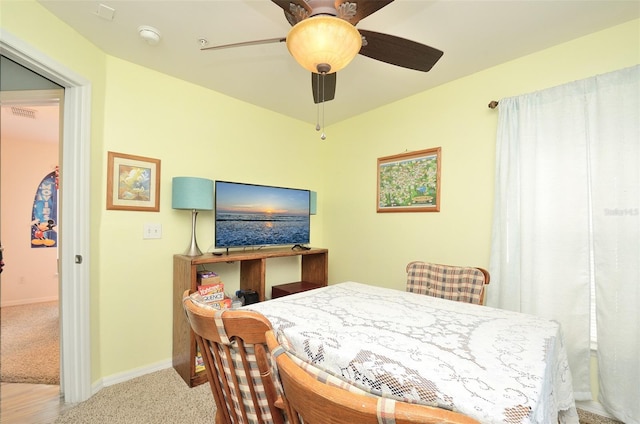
[1,29,92,403]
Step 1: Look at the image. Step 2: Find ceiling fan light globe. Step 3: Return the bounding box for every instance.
[286,15,362,74]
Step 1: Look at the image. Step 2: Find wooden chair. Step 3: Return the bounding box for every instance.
[265,330,479,424]
[182,290,286,424]
[406,261,490,305]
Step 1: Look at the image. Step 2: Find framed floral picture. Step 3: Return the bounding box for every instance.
[377,147,441,213]
[106,151,161,212]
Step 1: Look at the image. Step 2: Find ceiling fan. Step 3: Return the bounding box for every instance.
[201,0,444,105]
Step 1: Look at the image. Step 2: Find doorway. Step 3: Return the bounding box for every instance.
[1,31,92,403]
[0,58,63,306]
[1,86,62,390]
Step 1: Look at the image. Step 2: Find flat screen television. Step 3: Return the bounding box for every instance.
[214,180,310,249]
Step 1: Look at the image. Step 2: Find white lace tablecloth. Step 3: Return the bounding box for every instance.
[247,282,578,424]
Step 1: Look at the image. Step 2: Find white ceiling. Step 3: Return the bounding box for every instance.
[13,1,640,132]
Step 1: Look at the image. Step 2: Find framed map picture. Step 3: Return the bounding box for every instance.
[377,147,441,213]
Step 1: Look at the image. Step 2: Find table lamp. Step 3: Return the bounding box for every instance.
[172,177,214,256]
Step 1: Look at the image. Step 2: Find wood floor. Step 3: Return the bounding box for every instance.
[0,383,74,424]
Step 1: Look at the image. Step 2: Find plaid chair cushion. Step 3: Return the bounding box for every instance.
[187,293,287,424]
[406,262,487,305]
[211,341,280,423]
[211,309,287,424]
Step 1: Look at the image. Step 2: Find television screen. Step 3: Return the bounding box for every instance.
[215,181,310,249]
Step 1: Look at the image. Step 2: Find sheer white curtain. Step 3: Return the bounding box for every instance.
[488,65,639,423]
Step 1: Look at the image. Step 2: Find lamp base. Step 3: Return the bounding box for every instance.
[183,209,202,256]
[183,244,202,257]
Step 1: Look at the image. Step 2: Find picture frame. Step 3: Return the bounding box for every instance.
[106,151,161,212]
[377,147,441,213]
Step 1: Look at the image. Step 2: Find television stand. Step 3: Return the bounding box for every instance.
[172,246,328,387]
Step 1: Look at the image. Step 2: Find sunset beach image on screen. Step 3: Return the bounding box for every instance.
[214,181,310,248]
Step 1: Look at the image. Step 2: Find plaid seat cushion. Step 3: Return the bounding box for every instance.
[211,309,287,424]
[187,292,286,424]
[406,262,486,305]
[210,341,281,423]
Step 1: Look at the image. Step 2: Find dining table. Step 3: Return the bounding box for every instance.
[246,281,579,424]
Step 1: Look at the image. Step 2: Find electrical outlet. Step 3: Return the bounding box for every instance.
[143,223,162,239]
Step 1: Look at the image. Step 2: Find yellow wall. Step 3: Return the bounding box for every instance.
[324,19,640,292]
[97,56,327,377]
[1,0,109,380]
[2,1,638,389]
[2,0,326,381]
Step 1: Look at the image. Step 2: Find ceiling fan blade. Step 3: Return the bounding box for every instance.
[271,0,310,14]
[358,29,443,72]
[344,0,394,25]
[312,72,336,104]
[200,37,285,51]
[272,0,311,26]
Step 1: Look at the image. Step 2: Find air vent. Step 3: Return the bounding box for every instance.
[10,107,36,119]
[96,3,115,21]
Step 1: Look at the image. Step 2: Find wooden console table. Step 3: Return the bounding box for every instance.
[172,247,328,387]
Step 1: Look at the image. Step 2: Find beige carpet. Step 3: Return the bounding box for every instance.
[53,367,622,424]
[0,301,60,385]
[55,368,215,423]
[578,409,624,424]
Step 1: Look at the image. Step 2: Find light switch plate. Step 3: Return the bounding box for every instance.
[143,223,162,239]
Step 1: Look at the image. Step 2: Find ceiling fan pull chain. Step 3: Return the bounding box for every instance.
[320,72,327,140]
[320,101,326,140]
[316,73,321,132]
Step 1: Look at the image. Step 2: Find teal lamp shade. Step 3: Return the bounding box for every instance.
[172,177,213,211]
[172,177,213,256]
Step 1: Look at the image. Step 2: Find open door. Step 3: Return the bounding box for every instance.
[1,31,92,403]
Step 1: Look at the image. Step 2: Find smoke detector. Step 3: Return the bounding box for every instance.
[138,26,161,46]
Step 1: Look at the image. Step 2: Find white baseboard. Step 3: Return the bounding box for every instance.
[90,359,174,396]
[0,296,59,307]
[576,400,615,419]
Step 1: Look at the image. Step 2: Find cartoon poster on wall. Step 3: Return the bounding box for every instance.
[31,167,59,248]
